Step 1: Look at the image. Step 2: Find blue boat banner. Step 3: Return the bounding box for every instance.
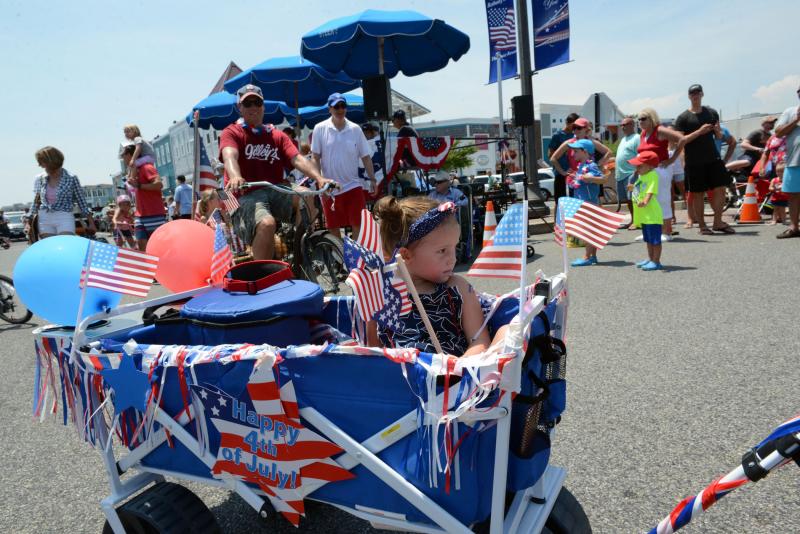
[532,0,570,71]
[485,0,518,84]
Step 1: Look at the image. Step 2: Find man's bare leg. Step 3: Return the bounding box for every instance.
[251,215,276,260]
[691,191,706,230]
[710,186,727,228]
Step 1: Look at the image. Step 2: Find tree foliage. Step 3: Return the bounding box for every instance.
[441,140,476,172]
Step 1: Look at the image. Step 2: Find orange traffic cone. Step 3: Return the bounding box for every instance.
[738,175,763,224]
[482,200,497,247]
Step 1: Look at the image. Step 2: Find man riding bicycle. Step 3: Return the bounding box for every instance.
[220,84,335,260]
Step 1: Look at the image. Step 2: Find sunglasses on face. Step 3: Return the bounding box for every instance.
[573,126,584,130]
[621,122,633,127]
[332,103,347,110]
[241,99,263,108]
[638,117,648,122]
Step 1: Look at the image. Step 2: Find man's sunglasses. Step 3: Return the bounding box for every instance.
[573,125,584,130]
[241,99,263,108]
[332,103,347,110]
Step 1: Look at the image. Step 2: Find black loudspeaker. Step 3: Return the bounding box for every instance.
[511,95,534,127]
[363,75,392,121]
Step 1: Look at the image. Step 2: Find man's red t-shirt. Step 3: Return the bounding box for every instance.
[219,123,299,186]
[134,163,166,217]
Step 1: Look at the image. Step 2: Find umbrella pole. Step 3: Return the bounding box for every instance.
[192,111,201,218]
[294,84,301,139]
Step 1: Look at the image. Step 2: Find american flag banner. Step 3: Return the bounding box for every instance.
[384,137,453,181]
[198,137,220,191]
[191,362,354,526]
[210,223,233,285]
[468,203,526,279]
[485,0,519,83]
[81,242,158,297]
[554,197,626,249]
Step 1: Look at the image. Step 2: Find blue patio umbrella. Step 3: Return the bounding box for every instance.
[223,56,360,109]
[285,94,365,129]
[186,92,288,130]
[300,10,470,79]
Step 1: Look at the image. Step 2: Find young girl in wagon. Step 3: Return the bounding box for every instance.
[368,196,507,356]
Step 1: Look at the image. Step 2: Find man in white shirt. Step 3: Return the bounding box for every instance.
[312,93,376,238]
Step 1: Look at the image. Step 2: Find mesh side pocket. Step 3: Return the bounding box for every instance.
[510,387,548,459]
[542,340,567,382]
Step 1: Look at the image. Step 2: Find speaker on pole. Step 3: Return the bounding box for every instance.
[363,75,392,121]
[511,95,534,127]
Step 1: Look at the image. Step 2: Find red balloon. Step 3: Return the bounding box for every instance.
[146,220,215,292]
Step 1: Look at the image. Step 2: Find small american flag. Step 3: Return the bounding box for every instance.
[216,189,240,215]
[555,197,625,248]
[344,237,384,322]
[488,6,517,51]
[82,242,158,297]
[210,223,233,285]
[554,197,626,249]
[355,209,381,258]
[468,202,525,279]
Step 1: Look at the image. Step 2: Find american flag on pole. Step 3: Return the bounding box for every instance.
[218,189,240,215]
[210,223,233,285]
[554,197,626,249]
[487,5,517,51]
[198,138,220,191]
[191,363,354,526]
[468,203,526,279]
[82,242,158,297]
[343,237,385,322]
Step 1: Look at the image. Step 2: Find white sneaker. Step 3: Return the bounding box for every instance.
[634,235,644,241]
[662,234,673,242]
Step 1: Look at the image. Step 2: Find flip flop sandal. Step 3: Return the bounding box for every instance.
[776,228,800,239]
[712,225,736,234]
[699,228,714,235]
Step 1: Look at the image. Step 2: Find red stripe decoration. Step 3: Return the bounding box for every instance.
[83,243,158,297]
[356,209,381,258]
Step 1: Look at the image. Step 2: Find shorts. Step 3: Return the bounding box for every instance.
[616,175,633,200]
[656,167,673,220]
[232,186,295,246]
[114,228,133,239]
[770,199,789,207]
[134,214,167,240]
[641,224,662,245]
[38,210,75,235]
[321,186,366,229]
[672,173,685,183]
[684,159,730,193]
[782,166,800,193]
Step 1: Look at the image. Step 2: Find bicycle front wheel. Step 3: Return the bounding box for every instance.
[602,186,621,212]
[0,275,33,324]
[303,233,346,294]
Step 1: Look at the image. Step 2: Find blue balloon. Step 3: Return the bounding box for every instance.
[13,236,122,326]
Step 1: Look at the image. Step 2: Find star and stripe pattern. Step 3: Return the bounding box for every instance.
[198,138,220,191]
[210,222,233,285]
[554,197,626,249]
[487,6,517,51]
[468,202,525,279]
[81,242,159,297]
[192,362,354,526]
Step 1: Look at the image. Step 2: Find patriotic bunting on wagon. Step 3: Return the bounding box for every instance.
[81,242,159,298]
[554,197,626,249]
[468,202,526,279]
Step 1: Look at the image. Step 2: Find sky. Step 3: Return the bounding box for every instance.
[2,0,798,205]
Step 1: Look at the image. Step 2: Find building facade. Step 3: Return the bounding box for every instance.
[82,184,116,209]
[152,134,176,196]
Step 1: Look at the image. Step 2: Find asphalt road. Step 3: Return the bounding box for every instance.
[1,215,799,533]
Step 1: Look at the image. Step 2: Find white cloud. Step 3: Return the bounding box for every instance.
[753,75,800,106]
[619,93,683,117]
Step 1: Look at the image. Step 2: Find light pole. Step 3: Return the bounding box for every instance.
[515,0,549,216]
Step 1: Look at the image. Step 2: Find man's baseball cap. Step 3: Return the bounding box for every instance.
[573,117,589,128]
[237,84,263,103]
[327,93,346,107]
[762,115,778,125]
[361,122,378,132]
[392,109,407,120]
[567,139,594,153]
[628,150,659,167]
[432,170,451,183]
[688,84,703,94]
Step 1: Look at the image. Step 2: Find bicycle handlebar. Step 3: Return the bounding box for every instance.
[239,181,336,196]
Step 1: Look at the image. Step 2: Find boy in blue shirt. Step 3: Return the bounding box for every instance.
[566,139,607,266]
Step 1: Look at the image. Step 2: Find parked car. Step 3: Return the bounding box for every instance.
[4,211,26,239]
